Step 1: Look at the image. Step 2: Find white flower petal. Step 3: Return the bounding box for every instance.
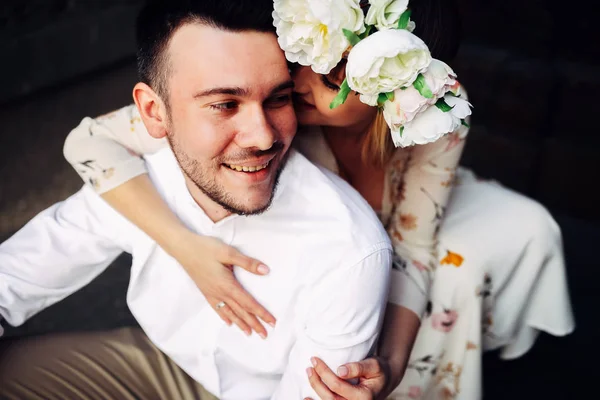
[366,0,409,31]
[445,94,473,119]
[346,29,432,95]
[391,106,455,147]
[359,93,379,106]
[273,0,364,74]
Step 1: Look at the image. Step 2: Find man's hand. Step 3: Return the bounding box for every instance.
[304,357,390,400]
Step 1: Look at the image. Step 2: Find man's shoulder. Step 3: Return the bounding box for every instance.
[277,150,390,249]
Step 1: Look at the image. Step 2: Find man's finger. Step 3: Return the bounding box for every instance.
[306,367,341,400]
[337,358,381,379]
[224,248,270,276]
[311,357,357,398]
[227,299,268,338]
[231,285,276,327]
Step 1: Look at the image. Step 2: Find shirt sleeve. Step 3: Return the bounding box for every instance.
[63,104,168,194]
[271,245,392,399]
[0,186,130,336]
[387,89,470,317]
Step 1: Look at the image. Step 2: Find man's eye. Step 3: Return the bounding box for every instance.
[210,102,238,111]
[266,94,292,107]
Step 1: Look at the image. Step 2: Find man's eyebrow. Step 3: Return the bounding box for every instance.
[193,80,294,99]
[193,87,249,98]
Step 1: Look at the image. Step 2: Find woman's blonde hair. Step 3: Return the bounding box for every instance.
[361,110,396,167]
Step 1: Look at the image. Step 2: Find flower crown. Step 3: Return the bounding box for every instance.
[273,0,472,147]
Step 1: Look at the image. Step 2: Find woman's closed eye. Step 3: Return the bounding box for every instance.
[320,75,340,91]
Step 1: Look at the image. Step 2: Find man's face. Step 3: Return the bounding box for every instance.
[164,24,297,215]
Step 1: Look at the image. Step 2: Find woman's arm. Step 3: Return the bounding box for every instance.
[377,303,420,394]
[304,94,472,400]
[304,303,419,400]
[387,91,470,317]
[63,105,166,193]
[63,105,276,337]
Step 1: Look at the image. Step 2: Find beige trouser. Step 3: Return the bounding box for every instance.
[0,327,218,400]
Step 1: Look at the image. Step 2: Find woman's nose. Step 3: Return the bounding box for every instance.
[291,66,312,94]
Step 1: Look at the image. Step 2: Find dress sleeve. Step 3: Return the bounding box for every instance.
[387,90,470,317]
[63,104,168,194]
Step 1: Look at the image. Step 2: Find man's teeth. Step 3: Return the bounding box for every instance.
[226,161,270,172]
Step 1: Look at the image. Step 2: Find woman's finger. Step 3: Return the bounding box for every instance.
[306,367,341,400]
[311,357,358,398]
[220,245,270,276]
[227,298,268,338]
[230,282,276,327]
[207,296,232,326]
[215,301,252,336]
[337,358,382,379]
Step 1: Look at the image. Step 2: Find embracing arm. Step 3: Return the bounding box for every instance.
[62,105,275,335]
[272,246,392,399]
[304,122,470,399]
[62,105,190,252]
[387,102,470,317]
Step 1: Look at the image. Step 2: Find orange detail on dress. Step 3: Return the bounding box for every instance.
[440,250,464,267]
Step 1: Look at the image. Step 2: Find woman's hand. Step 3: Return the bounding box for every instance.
[304,357,390,400]
[172,232,276,338]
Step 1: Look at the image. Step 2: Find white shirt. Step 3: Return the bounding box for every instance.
[0,147,392,400]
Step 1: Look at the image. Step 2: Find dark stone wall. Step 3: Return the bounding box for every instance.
[1,0,598,220]
[454,0,599,220]
[0,0,142,104]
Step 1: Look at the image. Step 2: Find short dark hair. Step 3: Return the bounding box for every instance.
[411,0,463,63]
[136,0,276,100]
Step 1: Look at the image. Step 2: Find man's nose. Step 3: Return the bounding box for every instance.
[236,107,276,151]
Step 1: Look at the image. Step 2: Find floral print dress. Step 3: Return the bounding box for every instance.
[64,104,575,399]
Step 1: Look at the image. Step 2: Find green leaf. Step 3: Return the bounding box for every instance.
[397,9,412,30]
[376,92,395,107]
[412,74,433,98]
[359,25,373,39]
[461,119,470,128]
[435,98,454,112]
[329,79,352,109]
[398,125,405,137]
[342,29,361,47]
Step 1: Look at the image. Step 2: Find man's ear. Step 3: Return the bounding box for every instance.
[132,82,169,139]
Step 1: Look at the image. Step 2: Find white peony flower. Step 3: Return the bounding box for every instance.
[382,59,458,126]
[388,93,472,147]
[346,29,432,106]
[365,0,413,31]
[273,0,365,75]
